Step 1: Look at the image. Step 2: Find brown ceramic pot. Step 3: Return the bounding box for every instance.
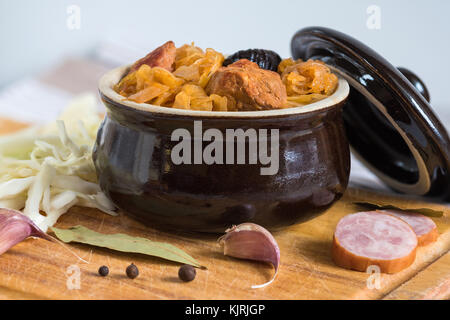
[95,66,350,232]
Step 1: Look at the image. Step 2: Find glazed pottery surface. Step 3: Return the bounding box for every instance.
[291,27,450,200]
[95,66,350,232]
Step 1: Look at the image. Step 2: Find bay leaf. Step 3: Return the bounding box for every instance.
[353,202,444,218]
[346,187,446,218]
[50,225,205,268]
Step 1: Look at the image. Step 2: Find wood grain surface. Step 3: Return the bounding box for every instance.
[383,252,450,300]
[0,118,449,300]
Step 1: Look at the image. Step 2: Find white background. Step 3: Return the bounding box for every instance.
[1,0,449,107]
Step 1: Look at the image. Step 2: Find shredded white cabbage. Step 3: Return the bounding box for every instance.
[0,93,116,232]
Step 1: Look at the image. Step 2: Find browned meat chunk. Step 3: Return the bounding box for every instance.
[205,59,287,110]
[128,41,176,74]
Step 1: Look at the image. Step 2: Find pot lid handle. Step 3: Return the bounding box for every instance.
[291,27,450,200]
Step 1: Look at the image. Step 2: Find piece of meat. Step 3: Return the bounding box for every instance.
[380,210,438,246]
[205,59,287,111]
[332,211,418,273]
[128,41,176,74]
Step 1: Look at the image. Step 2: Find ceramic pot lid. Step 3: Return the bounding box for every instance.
[291,26,450,200]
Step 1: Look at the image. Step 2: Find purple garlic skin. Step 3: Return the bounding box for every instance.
[219,222,280,288]
[0,208,52,255]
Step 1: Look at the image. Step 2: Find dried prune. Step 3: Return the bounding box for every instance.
[223,49,282,72]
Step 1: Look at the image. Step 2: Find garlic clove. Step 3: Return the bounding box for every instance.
[0,208,53,255]
[219,222,280,289]
[0,208,86,262]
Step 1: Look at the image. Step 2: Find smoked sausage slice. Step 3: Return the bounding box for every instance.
[332,211,418,273]
[128,41,176,74]
[380,210,438,246]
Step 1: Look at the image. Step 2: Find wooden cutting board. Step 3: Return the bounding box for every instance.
[0,118,449,300]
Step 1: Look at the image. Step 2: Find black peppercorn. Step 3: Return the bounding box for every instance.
[178,264,196,282]
[98,265,109,277]
[126,263,139,279]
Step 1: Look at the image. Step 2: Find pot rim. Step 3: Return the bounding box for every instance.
[99,65,349,118]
